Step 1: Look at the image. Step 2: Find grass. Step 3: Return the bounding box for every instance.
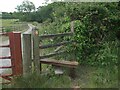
[1,19,29,41]
[2,19,18,27]
[1,19,29,33]
[2,65,118,88]
[3,72,72,88]
[75,65,118,88]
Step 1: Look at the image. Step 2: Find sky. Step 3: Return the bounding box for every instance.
[0,0,52,12]
[0,0,119,12]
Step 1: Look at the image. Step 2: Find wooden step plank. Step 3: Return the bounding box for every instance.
[40,59,78,68]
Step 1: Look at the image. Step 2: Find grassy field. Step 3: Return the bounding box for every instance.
[0,19,29,41]
[1,19,29,33]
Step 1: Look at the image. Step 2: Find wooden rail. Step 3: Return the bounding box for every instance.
[40,51,66,59]
[39,32,73,39]
[39,41,73,49]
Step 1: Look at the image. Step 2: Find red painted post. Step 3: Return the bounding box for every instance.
[8,32,23,76]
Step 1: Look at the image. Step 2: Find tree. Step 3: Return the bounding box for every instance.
[16,5,24,12]
[36,4,54,22]
[16,0,35,12]
[15,0,35,21]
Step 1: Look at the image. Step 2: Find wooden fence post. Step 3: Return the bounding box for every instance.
[117,37,120,87]
[23,34,32,76]
[70,21,76,79]
[33,30,40,73]
[71,21,74,33]
[8,32,23,76]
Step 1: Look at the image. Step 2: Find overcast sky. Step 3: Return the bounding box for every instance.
[0,0,52,12]
[0,0,119,12]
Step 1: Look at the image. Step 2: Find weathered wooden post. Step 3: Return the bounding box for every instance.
[116,31,120,87]
[70,21,76,79]
[33,28,40,73]
[118,40,120,88]
[23,34,32,76]
[71,21,74,33]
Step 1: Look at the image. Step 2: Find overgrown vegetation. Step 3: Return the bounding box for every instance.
[35,2,119,67]
[2,1,119,88]
[3,65,118,88]
[34,2,119,87]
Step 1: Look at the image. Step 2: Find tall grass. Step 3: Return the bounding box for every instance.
[8,72,72,88]
[75,65,118,88]
[2,65,118,88]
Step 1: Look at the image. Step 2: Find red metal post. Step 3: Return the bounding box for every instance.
[8,32,23,76]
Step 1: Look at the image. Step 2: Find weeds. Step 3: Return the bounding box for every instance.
[2,65,118,88]
[9,72,72,88]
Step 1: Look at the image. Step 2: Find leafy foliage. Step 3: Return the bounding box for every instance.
[37,2,119,66]
[2,2,119,88]
[2,12,17,19]
[8,2,119,66]
[16,0,35,12]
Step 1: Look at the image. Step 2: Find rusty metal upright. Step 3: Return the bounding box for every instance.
[8,32,23,76]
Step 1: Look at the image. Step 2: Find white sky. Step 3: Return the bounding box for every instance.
[0,0,118,12]
[0,0,52,12]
